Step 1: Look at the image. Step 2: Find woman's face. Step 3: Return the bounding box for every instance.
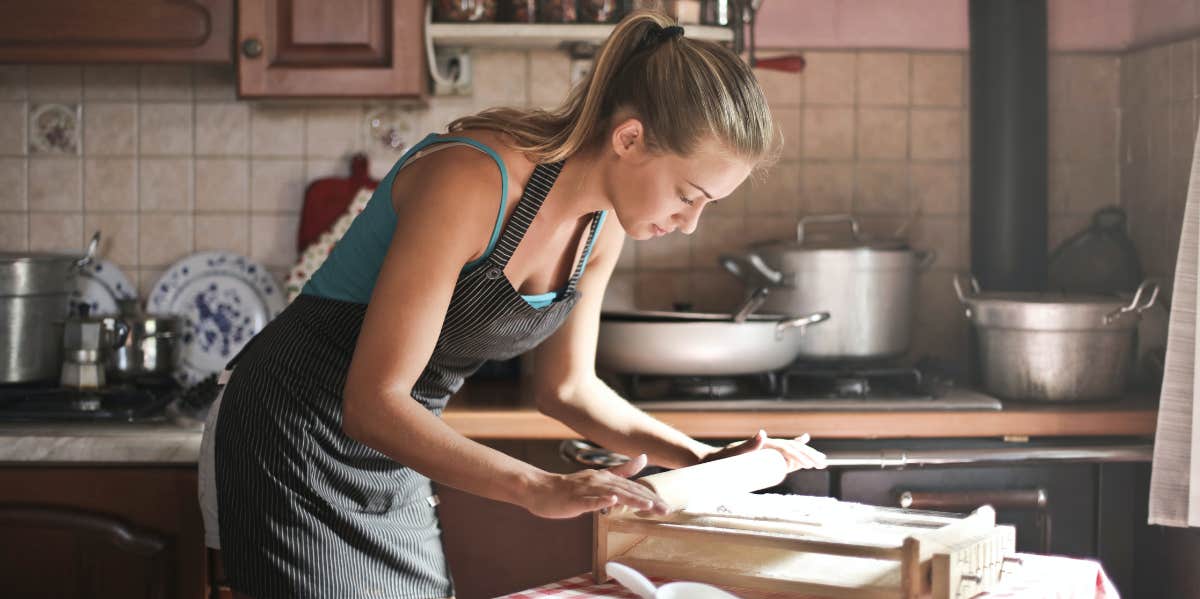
[606,121,754,241]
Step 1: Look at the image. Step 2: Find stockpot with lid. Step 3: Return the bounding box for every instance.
[0,233,99,383]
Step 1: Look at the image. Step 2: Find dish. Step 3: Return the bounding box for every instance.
[147,251,285,386]
[69,259,136,316]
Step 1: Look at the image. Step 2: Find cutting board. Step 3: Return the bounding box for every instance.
[297,153,379,252]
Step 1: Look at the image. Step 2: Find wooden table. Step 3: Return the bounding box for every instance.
[498,553,1118,598]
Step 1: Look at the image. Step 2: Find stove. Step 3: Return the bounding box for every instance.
[611,363,1002,411]
[0,382,179,422]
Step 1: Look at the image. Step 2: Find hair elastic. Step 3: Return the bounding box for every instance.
[639,24,685,52]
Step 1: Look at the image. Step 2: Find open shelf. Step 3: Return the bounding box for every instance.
[428,22,734,48]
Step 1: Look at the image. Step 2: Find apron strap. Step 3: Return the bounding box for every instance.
[486,160,564,269]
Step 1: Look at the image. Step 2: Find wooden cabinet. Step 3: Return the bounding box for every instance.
[438,440,593,599]
[237,0,426,98]
[0,0,233,63]
[0,466,207,599]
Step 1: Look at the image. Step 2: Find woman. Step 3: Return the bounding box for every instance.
[199,10,826,599]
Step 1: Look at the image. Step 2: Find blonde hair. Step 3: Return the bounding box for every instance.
[447,10,777,168]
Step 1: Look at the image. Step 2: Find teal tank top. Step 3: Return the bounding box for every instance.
[302,133,606,309]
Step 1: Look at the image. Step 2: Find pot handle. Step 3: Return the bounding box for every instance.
[718,253,745,281]
[774,311,831,339]
[916,249,938,271]
[73,231,100,271]
[797,214,861,244]
[952,273,981,304]
[720,252,784,286]
[1103,280,1161,325]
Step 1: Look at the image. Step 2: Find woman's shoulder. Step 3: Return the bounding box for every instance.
[441,129,537,184]
[396,129,537,205]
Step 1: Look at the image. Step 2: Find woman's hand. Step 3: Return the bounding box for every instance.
[701,430,827,471]
[522,454,671,519]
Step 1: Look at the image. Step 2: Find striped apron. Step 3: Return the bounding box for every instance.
[209,159,604,598]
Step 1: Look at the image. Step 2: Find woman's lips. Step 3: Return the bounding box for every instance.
[652,224,667,237]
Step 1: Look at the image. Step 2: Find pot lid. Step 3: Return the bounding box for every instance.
[0,250,86,263]
[601,309,785,323]
[955,277,1160,330]
[756,214,909,251]
[966,291,1126,306]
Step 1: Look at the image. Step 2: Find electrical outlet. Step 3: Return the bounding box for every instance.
[433,47,472,96]
[570,59,593,85]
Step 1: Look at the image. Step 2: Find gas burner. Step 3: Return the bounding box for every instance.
[624,372,779,402]
[0,382,178,422]
[783,366,930,401]
[833,377,870,398]
[610,362,1002,411]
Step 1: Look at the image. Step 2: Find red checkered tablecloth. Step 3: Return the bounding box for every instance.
[497,575,792,599]
[498,553,1119,599]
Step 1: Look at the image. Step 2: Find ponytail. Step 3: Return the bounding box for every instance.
[448,10,776,167]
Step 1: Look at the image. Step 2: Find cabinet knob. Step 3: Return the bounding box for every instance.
[242,38,263,58]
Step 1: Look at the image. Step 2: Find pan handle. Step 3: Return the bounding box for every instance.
[774,311,830,339]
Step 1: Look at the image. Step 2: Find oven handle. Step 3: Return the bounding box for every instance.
[558,440,1152,469]
[823,444,1152,467]
[899,488,1046,510]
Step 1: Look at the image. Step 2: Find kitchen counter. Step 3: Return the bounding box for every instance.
[0,386,1158,463]
[442,396,1159,440]
[0,420,203,464]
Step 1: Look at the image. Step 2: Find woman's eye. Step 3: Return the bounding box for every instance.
[679,196,695,206]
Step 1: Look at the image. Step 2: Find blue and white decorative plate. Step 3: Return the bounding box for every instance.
[147,251,285,386]
[69,259,136,316]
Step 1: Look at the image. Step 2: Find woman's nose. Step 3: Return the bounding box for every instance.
[674,209,701,235]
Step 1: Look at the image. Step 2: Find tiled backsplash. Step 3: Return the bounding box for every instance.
[1120,38,1199,286]
[0,47,1133,370]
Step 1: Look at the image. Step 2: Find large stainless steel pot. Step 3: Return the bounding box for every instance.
[954,275,1159,402]
[0,233,98,383]
[596,309,830,375]
[724,215,934,361]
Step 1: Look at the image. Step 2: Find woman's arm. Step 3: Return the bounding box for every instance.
[531,217,825,471]
[528,216,716,469]
[341,149,668,518]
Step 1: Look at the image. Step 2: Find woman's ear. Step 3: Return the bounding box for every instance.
[610,117,645,158]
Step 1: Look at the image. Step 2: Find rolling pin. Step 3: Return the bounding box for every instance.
[631,450,789,513]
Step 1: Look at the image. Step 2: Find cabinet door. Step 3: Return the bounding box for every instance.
[0,0,233,63]
[238,0,425,98]
[0,505,171,598]
[0,467,206,599]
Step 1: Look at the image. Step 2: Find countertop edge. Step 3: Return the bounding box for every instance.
[0,403,1159,464]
